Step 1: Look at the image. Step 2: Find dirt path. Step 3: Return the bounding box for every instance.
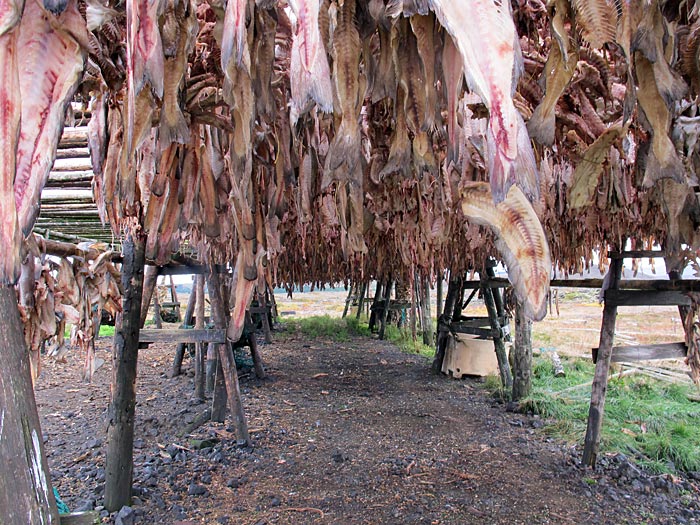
[37,328,695,524]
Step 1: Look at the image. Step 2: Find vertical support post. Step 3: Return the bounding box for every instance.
[247,313,266,379]
[139,265,159,328]
[378,280,393,340]
[207,271,250,445]
[194,275,206,400]
[0,286,59,524]
[355,281,367,319]
[368,281,384,332]
[105,234,146,511]
[410,274,418,342]
[451,275,465,322]
[511,300,533,401]
[342,282,354,318]
[421,274,433,346]
[436,273,444,319]
[482,281,513,392]
[259,292,272,343]
[152,287,162,329]
[170,280,197,377]
[433,276,461,373]
[582,256,623,467]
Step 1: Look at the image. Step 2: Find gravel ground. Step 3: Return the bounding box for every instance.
[36,327,700,524]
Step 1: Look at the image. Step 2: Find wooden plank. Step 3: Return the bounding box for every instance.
[59,511,100,524]
[609,250,665,259]
[139,328,226,344]
[156,263,229,275]
[592,342,687,363]
[605,289,691,307]
[451,325,498,339]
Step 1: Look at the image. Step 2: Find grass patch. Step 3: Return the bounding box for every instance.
[99,325,115,337]
[508,354,700,474]
[383,325,434,358]
[281,315,371,341]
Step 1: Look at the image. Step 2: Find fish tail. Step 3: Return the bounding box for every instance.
[159,106,190,146]
[308,48,334,113]
[515,115,540,202]
[324,119,360,184]
[486,128,511,204]
[642,146,684,188]
[526,102,555,146]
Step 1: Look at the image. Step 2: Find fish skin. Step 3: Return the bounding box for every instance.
[14,0,86,237]
[290,0,333,120]
[0,28,21,284]
[0,0,23,35]
[252,7,276,118]
[379,84,411,180]
[429,0,539,203]
[460,182,551,321]
[410,13,438,130]
[635,52,685,187]
[394,18,426,134]
[527,16,578,146]
[441,31,462,164]
[221,0,251,74]
[371,23,397,103]
[159,0,197,147]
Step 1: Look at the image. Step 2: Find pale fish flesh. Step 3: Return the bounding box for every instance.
[429,0,539,203]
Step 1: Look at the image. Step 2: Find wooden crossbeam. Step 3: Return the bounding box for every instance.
[139,329,226,344]
[592,342,687,363]
[604,289,691,307]
[156,264,229,275]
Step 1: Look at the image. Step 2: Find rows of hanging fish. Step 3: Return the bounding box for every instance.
[4,0,700,326]
[17,237,122,381]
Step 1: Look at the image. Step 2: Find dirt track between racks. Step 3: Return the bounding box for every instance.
[36,327,697,524]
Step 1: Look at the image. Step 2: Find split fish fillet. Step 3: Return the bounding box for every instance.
[429,0,539,203]
[0,26,21,284]
[460,182,551,321]
[14,0,86,237]
[290,0,333,120]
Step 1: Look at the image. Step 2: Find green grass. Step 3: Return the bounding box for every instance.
[511,354,700,474]
[383,325,434,358]
[99,325,115,337]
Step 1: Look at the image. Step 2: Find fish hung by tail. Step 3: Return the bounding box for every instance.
[460,182,550,321]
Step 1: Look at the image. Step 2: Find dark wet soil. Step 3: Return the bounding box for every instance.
[36,327,700,524]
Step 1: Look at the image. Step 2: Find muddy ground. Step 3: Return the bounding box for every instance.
[37,319,700,524]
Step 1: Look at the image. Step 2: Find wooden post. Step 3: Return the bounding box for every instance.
[19,254,38,378]
[511,300,533,401]
[482,282,513,393]
[206,271,250,445]
[432,276,461,373]
[105,234,146,511]
[258,292,272,343]
[368,281,384,331]
[194,275,206,400]
[247,317,266,379]
[170,281,197,377]
[582,256,623,467]
[152,288,162,329]
[451,276,465,322]
[0,286,60,524]
[410,276,418,342]
[139,265,159,328]
[436,273,443,318]
[421,275,434,346]
[342,282,354,318]
[169,275,180,321]
[378,280,393,340]
[355,281,367,319]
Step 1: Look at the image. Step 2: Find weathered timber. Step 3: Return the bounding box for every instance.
[170,279,197,378]
[368,281,383,331]
[482,281,513,392]
[157,263,229,275]
[0,286,59,524]
[105,234,146,511]
[47,170,93,183]
[604,289,691,307]
[140,265,159,328]
[34,234,103,260]
[452,275,465,322]
[342,283,354,318]
[152,292,162,329]
[58,126,88,147]
[207,271,250,445]
[257,292,272,343]
[592,342,687,363]
[511,301,533,400]
[433,277,462,373]
[55,147,90,159]
[583,256,623,467]
[58,511,100,525]
[421,275,433,346]
[52,157,93,172]
[609,250,666,258]
[356,281,368,320]
[469,277,700,291]
[436,276,443,318]
[378,280,393,340]
[194,275,206,400]
[139,328,226,344]
[248,320,266,379]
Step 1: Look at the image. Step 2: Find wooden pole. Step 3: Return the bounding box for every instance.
[152,287,162,329]
[582,256,623,467]
[194,275,206,400]
[259,292,272,343]
[432,276,461,373]
[105,234,146,511]
[410,276,418,342]
[421,274,434,346]
[368,281,384,332]
[482,282,513,393]
[355,281,367,319]
[451,275,465,322]
[511,300,533,401]
[139,265,159,328]
[342,282,354,318]
[170,282,197,377]
[436,273,443,318]
[206,271,250,445]
[378,280,393,340]
[0,286,59,524]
